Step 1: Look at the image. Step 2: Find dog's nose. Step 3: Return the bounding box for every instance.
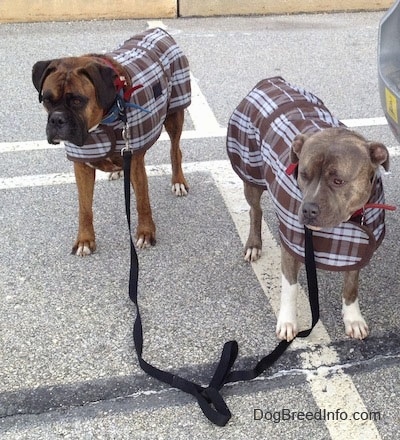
[48,111,67,128]
[302,202,320,219]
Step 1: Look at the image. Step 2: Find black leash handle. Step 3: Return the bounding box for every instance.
[123,150,320,426]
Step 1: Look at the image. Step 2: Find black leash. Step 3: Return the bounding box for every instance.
[122,149,320,426]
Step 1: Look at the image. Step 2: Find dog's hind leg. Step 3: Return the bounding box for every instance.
[164,109,189,196]
[342,270,369,339]
[243,182,264,262]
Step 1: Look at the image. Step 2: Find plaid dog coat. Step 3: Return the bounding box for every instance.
[227,77,386,271]
[64,28,191,162]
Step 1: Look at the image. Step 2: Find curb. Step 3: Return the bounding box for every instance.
[179,0,393,17]
[0,0,393,23]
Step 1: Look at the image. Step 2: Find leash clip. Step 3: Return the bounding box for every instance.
[121,123,132,156]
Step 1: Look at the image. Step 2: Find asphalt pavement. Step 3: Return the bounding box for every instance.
[0,12,399,439]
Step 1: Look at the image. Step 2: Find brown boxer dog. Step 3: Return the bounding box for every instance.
[32,28,191,256]
[227,77,394,341]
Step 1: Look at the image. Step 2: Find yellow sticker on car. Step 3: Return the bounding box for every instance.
[385,87,398,123]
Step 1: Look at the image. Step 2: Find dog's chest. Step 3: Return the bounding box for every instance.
[84,155,123,172]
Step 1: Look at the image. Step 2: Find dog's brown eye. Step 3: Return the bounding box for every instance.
[66,94,87,108]
[333,178,345,186]
[41,92,54,106]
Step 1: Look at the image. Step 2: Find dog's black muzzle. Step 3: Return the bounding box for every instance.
[46,109,87,146]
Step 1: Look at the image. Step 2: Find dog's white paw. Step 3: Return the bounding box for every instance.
[75,245,92,256]
[171,183,188,197]
[276,275,298,341]
[344,320,369,340]
[136,236,153,249]
[276,321,298,342]
[108,171,124,180]
[342,298,369,339]
[244,247,261,262]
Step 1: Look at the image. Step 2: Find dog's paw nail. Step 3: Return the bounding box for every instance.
[244,247,261,262]
[276,323,298,342]
[345,321,369,340]
[76,245,91,256]
[136,237,153,249]
[136,238,145,248]
[108,171,123,180]
[171,183,188,197]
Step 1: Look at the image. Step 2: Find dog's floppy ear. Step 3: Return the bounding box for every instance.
[79,63,117,111]
[32,60,59,101]
[369,142,390,171]
[290,134,309,163]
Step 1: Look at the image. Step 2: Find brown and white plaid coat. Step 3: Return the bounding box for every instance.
[227,77,386,271]
[64,28,191,161]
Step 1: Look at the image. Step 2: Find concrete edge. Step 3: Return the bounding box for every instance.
[179,0,393,18]
[0,0,394,24]
[0,0,177,24]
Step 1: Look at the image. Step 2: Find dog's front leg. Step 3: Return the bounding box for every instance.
[72,162,96,256]
[342,270,369,339]
[130,152,156,248]
[276,247,301,341]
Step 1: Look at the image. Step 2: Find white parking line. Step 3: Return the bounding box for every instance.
[188,73,223,134]
[341,116,388,127]
[0,127,227,154]
[0,116,395,154]
[147,20,168,30]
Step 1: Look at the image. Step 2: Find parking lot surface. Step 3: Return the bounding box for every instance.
[0,12,399,439]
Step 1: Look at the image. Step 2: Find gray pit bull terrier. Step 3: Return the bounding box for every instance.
[227,77,392,341]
